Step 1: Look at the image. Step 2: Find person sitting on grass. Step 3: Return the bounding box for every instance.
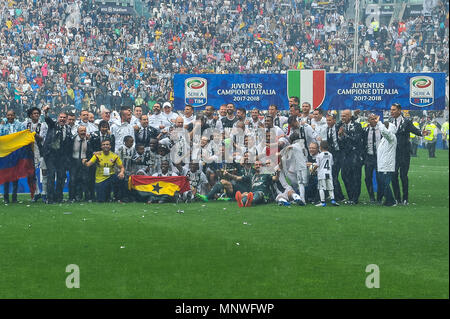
[82,139,125,203]
[196,152,253,202]
[235,160,279,207]
[183,162,208,203]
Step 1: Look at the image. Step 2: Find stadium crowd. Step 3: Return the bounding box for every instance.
[0,0,448,207]
[0,0,448,118]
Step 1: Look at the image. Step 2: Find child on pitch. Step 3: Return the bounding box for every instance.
[312,141,339,207]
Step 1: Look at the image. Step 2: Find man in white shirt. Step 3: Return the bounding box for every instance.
[363,114,383,203]
[75,110,98,136]
[130,105,143,129]
[95,107,117,127]
[148,103,171,131]
[218,104,227,120]
[287,115,318,154]
[111,107,135,152]
[268,104,288,129]
[68,125,90,202]
[203,105,223,132]
[310,108,327,141]
[170,116,191,165]
[183,162,208,202]
[298,102,313,125]
[181,104,195,127]
[24,107,47,202]
[276,141,308,206]
[246,108,263,135]
[162,102,178,124]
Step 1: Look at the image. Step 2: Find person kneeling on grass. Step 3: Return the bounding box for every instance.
[235,160,278,207]
[82,139,125,202]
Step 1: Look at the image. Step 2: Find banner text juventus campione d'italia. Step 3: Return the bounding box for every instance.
[173,72,446,111]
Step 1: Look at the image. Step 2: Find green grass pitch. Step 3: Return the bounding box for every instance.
[0,149,448,298]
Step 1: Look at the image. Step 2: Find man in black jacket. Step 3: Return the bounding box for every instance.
[42,105,72,203]
[362,114,383,203]
[135,114,159,147]
[390,103,427,205]
[325,114,345,201]
[337,109,364,204]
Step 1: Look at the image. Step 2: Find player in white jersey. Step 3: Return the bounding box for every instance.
[313,141,339,207]
[183,162,208,203]
[275,139,308,206]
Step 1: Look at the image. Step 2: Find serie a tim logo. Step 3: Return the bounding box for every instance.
[185,77,207,107]
[410,76,434,107]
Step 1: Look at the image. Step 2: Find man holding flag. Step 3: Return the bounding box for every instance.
[0,110,35,204]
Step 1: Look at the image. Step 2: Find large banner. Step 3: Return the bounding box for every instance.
[174,74,288,111]
[173,72,446,111]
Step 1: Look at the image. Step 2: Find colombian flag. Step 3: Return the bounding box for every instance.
[0,130,36,197]
[128,176,190,198]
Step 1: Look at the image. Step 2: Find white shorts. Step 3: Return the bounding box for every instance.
[297,169,308,185]
[318,178,334,191]
[39,157,47,170]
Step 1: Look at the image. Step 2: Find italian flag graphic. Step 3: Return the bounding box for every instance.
[287,70,326,110]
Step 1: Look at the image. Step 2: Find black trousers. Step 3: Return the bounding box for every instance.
[341,154,362,203]
[68,159,89,201]
[364,154,383,201]
[426,142,436,158]
[117,177,132,202]
[87,166,96,201]
[392,152,410,202]
[410,142,419,157]
[45,154,67,203]
[3,180,18,202]
[331,150,345,201]
[306,175,319,203]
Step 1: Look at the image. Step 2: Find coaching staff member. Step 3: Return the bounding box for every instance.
[337,109,364,205]
[390,103,428,205]
[42,105,72,204]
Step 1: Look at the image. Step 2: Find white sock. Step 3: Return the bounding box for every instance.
[319,190,326,202]
[298,184,305,202]
[329,190,335,200]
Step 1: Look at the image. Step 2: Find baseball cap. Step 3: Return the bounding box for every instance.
[163,102,171,108]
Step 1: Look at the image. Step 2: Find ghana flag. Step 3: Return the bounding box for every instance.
[128,175,190,198]
[0,130,36,197]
